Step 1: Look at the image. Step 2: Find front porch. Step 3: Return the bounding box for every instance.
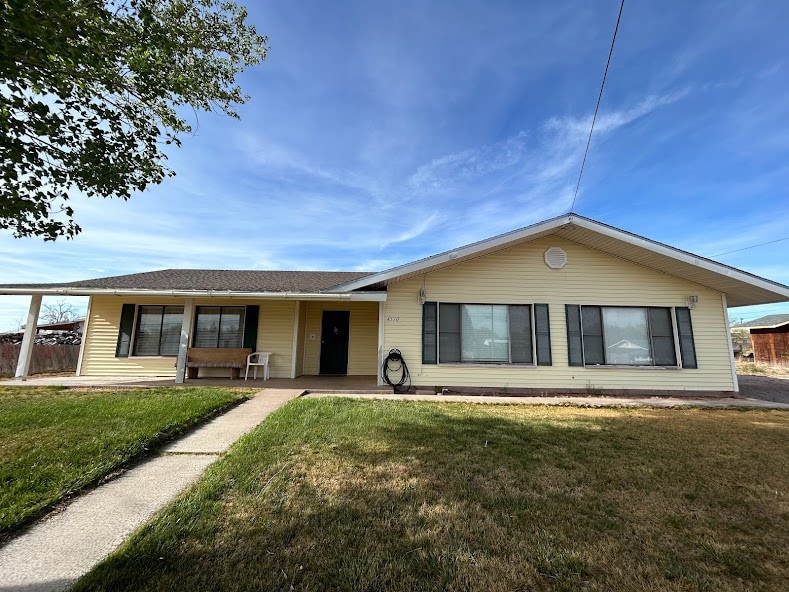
[0,373,388,392]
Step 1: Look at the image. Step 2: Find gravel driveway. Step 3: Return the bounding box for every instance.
[738,374,789,405]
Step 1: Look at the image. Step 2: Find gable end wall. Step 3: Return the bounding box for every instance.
[382,236,736,392]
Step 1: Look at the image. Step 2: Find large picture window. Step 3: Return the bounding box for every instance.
[423,302,552,365]
[131,305,184,357]
[566,305,695,368]
[193,306,246,348]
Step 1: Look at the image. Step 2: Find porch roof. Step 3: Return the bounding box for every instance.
[0,269,385,300]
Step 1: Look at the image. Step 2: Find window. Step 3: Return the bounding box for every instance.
[193,306,246,348]
[131,306,184,357]
[566,305,696,368]
[423,302,552,365]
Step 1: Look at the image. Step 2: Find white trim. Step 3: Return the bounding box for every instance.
[75,296,93,376]
[15,295,42,381]
[722,293,739,393]
[670,305,682,369]
[0,288,388,301]
[330,214,789,301]
[290,301,300,379]
[332,216,571,291]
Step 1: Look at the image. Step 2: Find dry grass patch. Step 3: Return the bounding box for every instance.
[74,398,789,592]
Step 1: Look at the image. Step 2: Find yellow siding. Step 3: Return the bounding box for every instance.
[81,296,179,376]
[302,301,379,375]
[382,236,736,392]
[257,300,297,378]
[81,296,297,378]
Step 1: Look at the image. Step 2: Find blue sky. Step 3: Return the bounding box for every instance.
[2,0,789,330]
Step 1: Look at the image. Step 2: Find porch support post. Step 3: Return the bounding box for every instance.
[175,298,194,384]
[377,300,385,386]
[15,294,42,381]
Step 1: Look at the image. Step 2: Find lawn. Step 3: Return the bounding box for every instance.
[74,398,789,592]
[0,386,249,535]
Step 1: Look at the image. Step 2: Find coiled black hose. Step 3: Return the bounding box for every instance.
[381,348,411,393]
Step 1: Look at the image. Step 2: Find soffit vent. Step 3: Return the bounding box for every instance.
[544,247,567,269]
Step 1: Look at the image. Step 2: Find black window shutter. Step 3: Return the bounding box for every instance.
[565,305,584,366]
[675,307,697,369]
[422,302,437,364]
[439,303,461,363]
[115,304,136,358]
[648,307,677,366]
[509,305,533,364]
[534,304,552,366]
[243,305,259,350]
[581,306,604,365]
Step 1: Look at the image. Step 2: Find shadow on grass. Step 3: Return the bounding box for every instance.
[73,399,789,592]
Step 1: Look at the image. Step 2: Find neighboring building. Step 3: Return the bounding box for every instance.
[34,319,85,334]
[735,314,789,366]
[3,214,789,394]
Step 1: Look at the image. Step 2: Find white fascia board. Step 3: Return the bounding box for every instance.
[333,213,789,299]
[569,217,789,299]
[0,288,387,301]
[331,215,573,292]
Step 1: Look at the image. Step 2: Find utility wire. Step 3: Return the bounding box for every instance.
[569,0,626,213]
[709,236,789,258]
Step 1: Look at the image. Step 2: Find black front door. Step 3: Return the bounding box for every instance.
[319,310,350,375]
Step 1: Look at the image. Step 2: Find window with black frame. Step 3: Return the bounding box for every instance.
[193,306,246,348]
[422,302,552,365]
[131,305,184,356]
[566,305,695,368]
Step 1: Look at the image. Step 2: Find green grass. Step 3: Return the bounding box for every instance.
[74,398,789,592]
[0,386,249,535]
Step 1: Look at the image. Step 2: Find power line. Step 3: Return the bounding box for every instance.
[569,0,626,213]
[710,236,789,257]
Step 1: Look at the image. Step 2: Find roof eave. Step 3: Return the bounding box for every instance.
[331,214,574,292]
[331,214,789,306]
[0,287,387,301]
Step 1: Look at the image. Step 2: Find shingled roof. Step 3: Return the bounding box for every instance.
[736,314,789,329]
[0,269,375,293]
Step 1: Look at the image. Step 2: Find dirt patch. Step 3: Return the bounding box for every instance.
[738,374,789,404]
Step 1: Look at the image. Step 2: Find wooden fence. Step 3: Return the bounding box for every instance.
[0,344,81,377]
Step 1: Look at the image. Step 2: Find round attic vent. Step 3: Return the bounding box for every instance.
[544,247,567,269]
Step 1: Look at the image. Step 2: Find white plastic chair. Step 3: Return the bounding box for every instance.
[245,352,271,380]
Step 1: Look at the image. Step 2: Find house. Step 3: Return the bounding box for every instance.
[734,314,789,366]
[3,214,788,395]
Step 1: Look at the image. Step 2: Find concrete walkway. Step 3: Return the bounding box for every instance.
[0,389,303,592]
[305,392,789,409]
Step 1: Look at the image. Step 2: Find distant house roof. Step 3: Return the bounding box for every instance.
[736,314,789,330]
[35,319,85,332]
[0,270,374,295]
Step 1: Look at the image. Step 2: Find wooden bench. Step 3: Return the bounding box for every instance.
[186,348,252,380]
